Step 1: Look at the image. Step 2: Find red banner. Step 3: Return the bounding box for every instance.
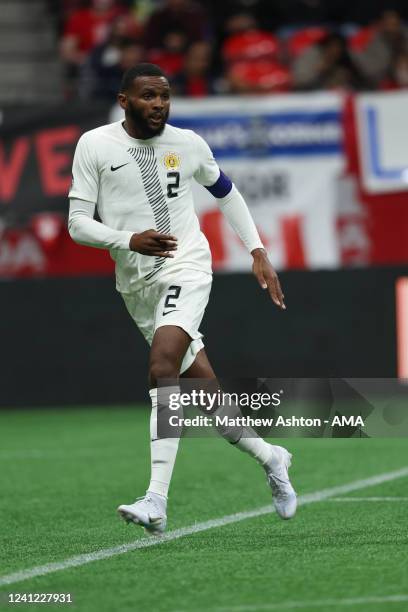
[0,213,113,278]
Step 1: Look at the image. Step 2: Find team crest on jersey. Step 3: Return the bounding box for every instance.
[163,152,180,170]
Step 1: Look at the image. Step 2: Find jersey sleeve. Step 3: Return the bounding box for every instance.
[193,133,221,187]
[68,133,99,203]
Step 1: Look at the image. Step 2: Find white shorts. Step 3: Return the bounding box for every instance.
[122,269,212,374]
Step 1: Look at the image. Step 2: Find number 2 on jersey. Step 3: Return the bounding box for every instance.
[167,172,180,198]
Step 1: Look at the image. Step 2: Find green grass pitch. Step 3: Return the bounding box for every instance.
[0,406,407,612]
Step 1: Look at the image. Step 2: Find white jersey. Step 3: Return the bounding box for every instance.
[69,120,220,293]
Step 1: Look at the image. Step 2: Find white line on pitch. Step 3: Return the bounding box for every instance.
[212,594,408,611]
[0,466,408,588]
[329,497,408,502]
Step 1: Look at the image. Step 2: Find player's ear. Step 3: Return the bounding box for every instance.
[118,92,127,110]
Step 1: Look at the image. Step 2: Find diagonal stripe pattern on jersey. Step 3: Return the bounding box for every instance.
[128,146,171,281]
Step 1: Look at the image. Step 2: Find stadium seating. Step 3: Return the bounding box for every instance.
[228,59,291,92]
[287,26,329,58]
[222,31,280,64]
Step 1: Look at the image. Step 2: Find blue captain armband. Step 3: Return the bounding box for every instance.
[205,170,233,198]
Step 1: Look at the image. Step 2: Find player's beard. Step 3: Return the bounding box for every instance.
[127,100,169,138]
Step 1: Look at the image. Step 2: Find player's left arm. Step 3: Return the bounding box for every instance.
[193,133,285,310]
[208,174,285,310]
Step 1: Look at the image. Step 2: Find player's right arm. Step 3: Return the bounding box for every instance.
[68,198,133,250]
[68,199,176,256]
[68,134,176,257]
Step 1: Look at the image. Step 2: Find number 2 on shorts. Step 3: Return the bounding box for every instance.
[164,285,181,309]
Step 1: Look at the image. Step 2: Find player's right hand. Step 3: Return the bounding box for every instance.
[129,230,178,257]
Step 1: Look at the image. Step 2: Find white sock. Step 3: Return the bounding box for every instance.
[234,427,280,469]
[147,387,180,499]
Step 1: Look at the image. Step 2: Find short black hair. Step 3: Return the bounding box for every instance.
[120,63,168,92]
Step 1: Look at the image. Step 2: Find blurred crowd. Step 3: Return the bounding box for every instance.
[53,0,408,99]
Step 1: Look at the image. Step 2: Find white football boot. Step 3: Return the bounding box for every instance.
[117,492,167,535]
[264,445,297,520]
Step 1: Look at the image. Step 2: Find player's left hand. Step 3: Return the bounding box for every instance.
[251,248,286,310]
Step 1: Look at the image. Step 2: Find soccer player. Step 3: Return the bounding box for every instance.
[68,63,297,534]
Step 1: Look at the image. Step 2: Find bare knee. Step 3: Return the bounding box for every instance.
[149,349,180,388]
[149,326,192,388]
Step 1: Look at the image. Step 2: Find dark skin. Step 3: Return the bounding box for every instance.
[117,74,285,388]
